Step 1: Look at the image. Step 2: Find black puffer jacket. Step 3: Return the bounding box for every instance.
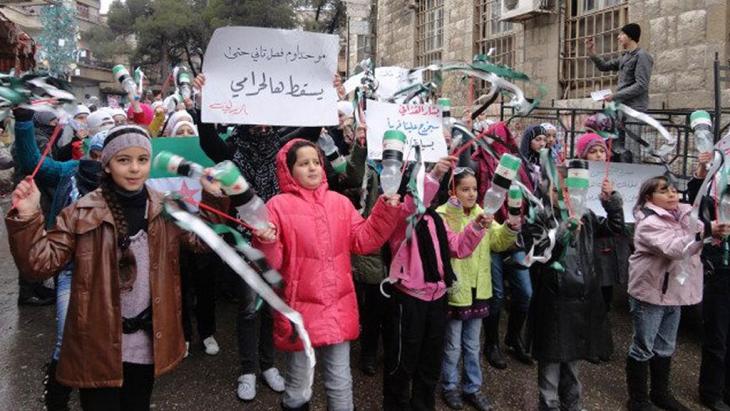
[524,192,625,362]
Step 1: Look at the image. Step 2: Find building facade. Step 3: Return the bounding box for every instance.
[370,0,730,111]
[0,0,117,100]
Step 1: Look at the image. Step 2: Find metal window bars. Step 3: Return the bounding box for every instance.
[560,0,627,99]
[416,0,444,73]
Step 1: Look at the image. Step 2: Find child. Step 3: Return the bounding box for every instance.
[436,167,519,410]
[382,157,491,411]
[7,124,226,410]
[519,125,547,189]
[576,133,632,362]
[473,122,535,368]
[252,139,402,411]
[523,166,624,411]
[626,176,705,411]
[688,153,730,411]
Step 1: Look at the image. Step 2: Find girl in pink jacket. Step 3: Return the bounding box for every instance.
[626,175,705,411]
[253,139,401,411]
[382,157,491,410]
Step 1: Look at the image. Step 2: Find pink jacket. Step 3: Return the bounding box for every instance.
[254,139,401,351]
[628,202,704,306]
[388,173,486,301]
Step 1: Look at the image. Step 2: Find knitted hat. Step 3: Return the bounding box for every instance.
[126,103,154,126]
[73,104,91,118]
[540,122,557,133]
[101,125,152,166]
[163,110,193,136]
[621,23,641,42]
[576,133,607,159]
[87,110,114,135]
[171,120,198,137]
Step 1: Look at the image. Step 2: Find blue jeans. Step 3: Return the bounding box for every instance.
[441,318,483,394]
[628,297,681,361]
[52,269,73,361]
[490,250,533,313]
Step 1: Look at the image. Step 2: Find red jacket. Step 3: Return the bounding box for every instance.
[255,139,400,351]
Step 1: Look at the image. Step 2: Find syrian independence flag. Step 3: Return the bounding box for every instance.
[145,137,215,211]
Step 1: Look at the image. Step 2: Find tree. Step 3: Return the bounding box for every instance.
[83,25,132,64]
[203,0,297,32]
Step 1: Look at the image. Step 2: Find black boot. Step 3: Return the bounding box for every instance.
[649,356,690,411]
[281,402,310,411]
[626,357,657,411]
[504,310,533,365]
[44,360,71,411]
[483,311,507,370]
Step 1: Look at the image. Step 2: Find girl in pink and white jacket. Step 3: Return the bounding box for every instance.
[382,156,491,410]
[626,175,708,411]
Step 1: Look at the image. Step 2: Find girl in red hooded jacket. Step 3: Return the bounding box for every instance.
[253,139,402,411]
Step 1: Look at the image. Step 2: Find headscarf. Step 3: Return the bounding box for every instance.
[519,125,546,166]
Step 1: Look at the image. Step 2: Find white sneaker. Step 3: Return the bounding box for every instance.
[237,374,256,401]
[202,336,220,356]
[184,341,190,358]
[262,367,286,393]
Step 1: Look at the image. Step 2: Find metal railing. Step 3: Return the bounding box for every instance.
[493,103,730,192]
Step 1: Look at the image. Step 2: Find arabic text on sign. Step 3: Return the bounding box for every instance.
[386,117,439,137]
[229,72,325,100]
[224,44,327,65]
[398,104,441,116]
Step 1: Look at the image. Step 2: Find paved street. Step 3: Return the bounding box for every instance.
[0,210,708,410]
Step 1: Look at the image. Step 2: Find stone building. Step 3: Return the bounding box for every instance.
[368,0,730,111]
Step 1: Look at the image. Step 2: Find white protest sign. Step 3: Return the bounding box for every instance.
[586,160,664,222]
[344,67,422,101]
[365,99,448,163]
[202,27,339,127]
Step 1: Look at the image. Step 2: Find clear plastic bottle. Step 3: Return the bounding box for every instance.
[507,183,522,226]
[380,130,407,196]
[720,169,730,222]
[213,161,270,231]
[112,65,139,101]
[482,154,522,214]
[691,110,714,153]
[438,97,453,137]
[154,151,205,178]
[176,66,193,100]
[318,131,347,174]
[566,159,590,217]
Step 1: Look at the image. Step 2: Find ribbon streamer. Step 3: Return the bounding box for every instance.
[162,198,316,397]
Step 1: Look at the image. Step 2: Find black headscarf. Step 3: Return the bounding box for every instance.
[519,125,546,166]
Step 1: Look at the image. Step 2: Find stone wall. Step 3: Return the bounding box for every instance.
[372,0,729,111]
[631,0,730,109]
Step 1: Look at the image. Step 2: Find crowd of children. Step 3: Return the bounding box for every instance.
[3,68,728,411]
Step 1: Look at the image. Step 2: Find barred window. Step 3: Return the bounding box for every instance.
[560,0,628,99]
[475,0,515,67]
[415,0,444,67]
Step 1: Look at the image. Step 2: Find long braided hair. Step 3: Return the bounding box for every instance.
[100,172,137,290]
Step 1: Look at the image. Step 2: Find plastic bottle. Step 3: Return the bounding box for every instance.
[318,130,347,174]
[112,65,139,101]
[482,153,522,214]
[153,151,269,230]
[507,183,522,226]
[213,161,270,231]
[720,167,730,223]
[380,130,407,196]
[691,110,714,153]
[438,97,453,136]
[154,151,205,178]
[566,159,590,217]
[176,66,193,100]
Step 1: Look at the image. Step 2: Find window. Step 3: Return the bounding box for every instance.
[356,34,373,63]
[415,0,444,67]
[560,0,628,99]
[475,0,515,67]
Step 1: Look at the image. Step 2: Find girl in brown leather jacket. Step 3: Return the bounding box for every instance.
[7,124,227,411]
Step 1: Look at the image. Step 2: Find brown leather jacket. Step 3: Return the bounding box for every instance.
[6,188,227,388]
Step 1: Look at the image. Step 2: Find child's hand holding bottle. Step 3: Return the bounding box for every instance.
[599,179,615,201]
[430,156,457,180]
[473,213,494,230]
[253,223,277,243]
[12,178,41,217]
